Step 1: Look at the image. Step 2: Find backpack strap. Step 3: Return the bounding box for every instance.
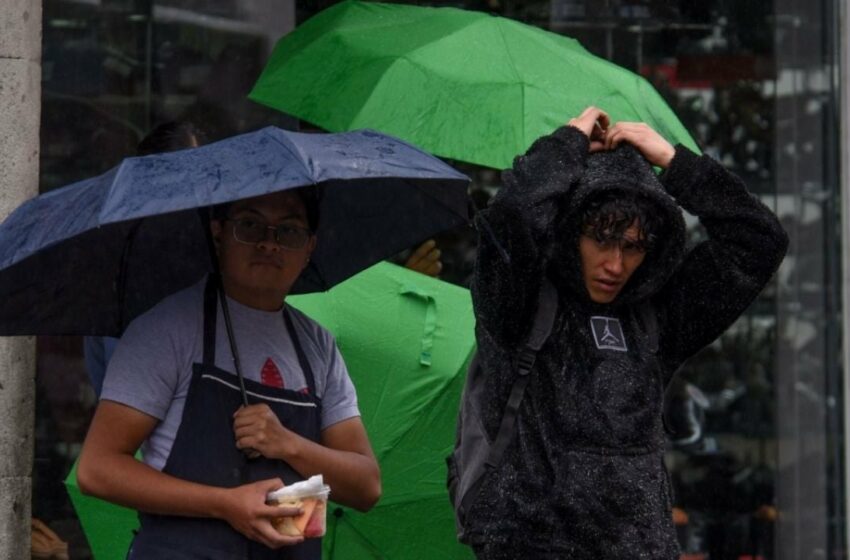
[638,300,659,354]
[485,279,559,467]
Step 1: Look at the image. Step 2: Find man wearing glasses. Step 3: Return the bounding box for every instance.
[78,188,380,559]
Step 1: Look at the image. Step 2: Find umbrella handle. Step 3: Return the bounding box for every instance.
[214,268,263,460]
[197,208,251,407]
[216,282,250,408]
[198,209,260,461]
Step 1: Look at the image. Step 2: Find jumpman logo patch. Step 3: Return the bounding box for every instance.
[590,316,628,352]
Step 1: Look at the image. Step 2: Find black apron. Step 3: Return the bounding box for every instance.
[129,277,323,559]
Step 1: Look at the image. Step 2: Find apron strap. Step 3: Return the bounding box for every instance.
[283,308,318,397]
[203,277,318,399]
[202,275,218,366]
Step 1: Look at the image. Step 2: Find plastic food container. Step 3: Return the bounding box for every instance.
[267,475,331,539]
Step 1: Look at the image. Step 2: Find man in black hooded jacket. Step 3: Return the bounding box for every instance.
[467,107,788,559]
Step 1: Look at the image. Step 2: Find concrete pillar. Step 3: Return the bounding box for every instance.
[0,0,41,557]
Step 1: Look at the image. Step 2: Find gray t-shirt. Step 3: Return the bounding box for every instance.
[101,277,360,471]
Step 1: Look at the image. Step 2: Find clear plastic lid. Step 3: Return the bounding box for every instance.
[267,474,331,501]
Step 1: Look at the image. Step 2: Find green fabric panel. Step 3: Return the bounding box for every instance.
[290,262,475,559]
[64,456,140,559]
[250,0,699,170]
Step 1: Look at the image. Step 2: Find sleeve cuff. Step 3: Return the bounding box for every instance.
[554,125,591,156]
[321,405,361,431]
[99,395,168,421]
[660,144,703,198]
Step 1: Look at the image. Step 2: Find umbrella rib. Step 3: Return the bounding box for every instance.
[376,369,467,466]
[374,345,474,461]
[100,162,135,224]
[264,129,319,183]
[345,49,522,164]
[344,54,420,132]
[494,17,527,150]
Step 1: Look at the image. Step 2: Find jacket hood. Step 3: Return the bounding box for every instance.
[548,144,686,308]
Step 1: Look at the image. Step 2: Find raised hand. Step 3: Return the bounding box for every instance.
[603,122,676,168]
[568,106,610,152]
[404,239,442,277]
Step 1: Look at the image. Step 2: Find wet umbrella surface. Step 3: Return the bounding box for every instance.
[0,127,469,335]
[250,0,698,170]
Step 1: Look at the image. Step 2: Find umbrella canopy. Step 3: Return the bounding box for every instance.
[64,262,476,559]
[289,262,475,559]
[0,127,469,335]
[249,0,698,170]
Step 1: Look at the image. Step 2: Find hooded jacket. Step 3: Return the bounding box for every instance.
[467,126,788,559]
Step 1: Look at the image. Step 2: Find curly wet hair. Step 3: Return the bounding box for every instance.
[580,191,666,252]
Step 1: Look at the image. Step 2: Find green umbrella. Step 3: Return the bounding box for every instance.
[249,0,698,170]
[290,262,475,559]
[65,262,475,559]
[65,457,139,559]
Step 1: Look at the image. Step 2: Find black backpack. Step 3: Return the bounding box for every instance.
[446,279,559,542]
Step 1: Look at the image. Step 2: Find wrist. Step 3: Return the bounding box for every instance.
[207,486,233,520]
[274,428,301,462]
[657,145,676,169]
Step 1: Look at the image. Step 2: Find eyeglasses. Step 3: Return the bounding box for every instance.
[226,218,312,250]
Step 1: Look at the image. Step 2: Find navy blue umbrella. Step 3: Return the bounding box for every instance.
[0,127,470,336]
